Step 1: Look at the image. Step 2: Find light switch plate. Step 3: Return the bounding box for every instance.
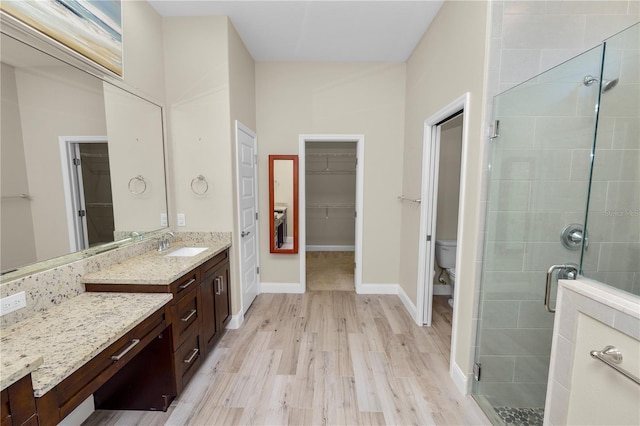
[0,291,26,316]
[177,213,186,227]
[160,213,168,227]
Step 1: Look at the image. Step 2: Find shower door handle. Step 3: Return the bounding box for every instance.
[545,264,578,313]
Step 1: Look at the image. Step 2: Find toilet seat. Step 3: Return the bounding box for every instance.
[446,268,456,280]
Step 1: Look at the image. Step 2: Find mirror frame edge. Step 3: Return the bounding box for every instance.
[0,13,172,284]
[268,155,299,254]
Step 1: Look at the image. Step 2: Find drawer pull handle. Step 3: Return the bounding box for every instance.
[181,309,197,322]
[111,339,140,361]
[216,276,223,295]
[179,278,196,290]
[183,348,199,364]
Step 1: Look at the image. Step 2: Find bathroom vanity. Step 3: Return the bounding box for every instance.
[0,241,231,425]
[83,244,231,396]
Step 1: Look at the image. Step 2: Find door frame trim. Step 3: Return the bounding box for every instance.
[416,93,470,385]
[299,134,364,293]
[59,135,108,252]
[234,120,260,316]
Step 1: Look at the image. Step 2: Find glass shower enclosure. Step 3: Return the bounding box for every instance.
[472,23,639,425]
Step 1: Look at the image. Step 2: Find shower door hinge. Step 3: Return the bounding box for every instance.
[427,235,432,242]
[489,120,500,140]
[73,157,81,166]
[473,362,482,381]
[78,210,86,217]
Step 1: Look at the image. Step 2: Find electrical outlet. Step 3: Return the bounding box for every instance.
[0,291,26,316]
[177,213,186,227]
[160,213,168,227]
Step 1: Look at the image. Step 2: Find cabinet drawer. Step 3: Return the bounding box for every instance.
[170,270,200,299]
[201,250,229,276]
[175,330,202,390]
[54,308,167,419]
[172,287,200,347]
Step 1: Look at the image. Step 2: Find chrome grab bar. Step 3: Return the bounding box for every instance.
[590,346,640,386]
[545,264,578,313]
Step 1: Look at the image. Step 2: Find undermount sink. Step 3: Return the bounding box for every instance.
[164,247,208,257]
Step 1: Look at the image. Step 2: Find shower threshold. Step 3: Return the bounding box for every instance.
[472,394,544,426]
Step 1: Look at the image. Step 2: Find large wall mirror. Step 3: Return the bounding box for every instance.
[0,31,168,282]
[269,155,298,254]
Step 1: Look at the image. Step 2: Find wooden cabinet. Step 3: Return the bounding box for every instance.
[85,248,231,397]
[35,307,171,426]
[1,375,37,426]
[200,250,231,355]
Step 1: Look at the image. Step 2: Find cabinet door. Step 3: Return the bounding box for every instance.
[200,271,217,353]
[214,262,231,332]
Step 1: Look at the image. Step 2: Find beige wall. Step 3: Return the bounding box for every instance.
[228,20,256,315]
[399,0,490,381]
[103,84,166,233]
[15,65,107,262]
[256,62,406,285]
[163,16,256,316]
[0,63,37,270]
[121,0,166,103]
[163,16,233,232]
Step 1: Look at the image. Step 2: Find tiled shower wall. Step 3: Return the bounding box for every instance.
[474,0,639,409]
[581,24,640,295]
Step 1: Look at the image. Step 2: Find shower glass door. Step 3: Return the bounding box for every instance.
[472,45,603,425]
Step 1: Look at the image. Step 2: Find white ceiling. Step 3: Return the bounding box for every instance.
[147,1,444,62]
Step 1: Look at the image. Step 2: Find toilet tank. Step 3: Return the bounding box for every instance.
[435,240,457,269]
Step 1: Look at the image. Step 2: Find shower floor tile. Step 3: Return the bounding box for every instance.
[495,406,544,426]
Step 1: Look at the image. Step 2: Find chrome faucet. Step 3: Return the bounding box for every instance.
[158,231,175,252]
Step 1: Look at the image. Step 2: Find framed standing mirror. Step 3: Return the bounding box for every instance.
[269,155,298,254]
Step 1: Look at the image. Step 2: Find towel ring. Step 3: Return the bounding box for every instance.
[191,175,208,195]
[128,175,147,195]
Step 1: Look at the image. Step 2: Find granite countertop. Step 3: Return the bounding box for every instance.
[0,292,172,396]
[0,352,43,391]
[81,241,231,285]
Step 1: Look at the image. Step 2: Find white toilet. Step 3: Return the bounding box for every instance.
[435,239,457,307]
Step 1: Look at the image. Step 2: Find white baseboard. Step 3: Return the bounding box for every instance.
[433,284,452,295]
[397,284,417,320]
[59,395,94,425]
[357,283,399,295]
[226,312,244,329]
[260,282,305,293]
[450,361,470,395]
[306,245,355,251]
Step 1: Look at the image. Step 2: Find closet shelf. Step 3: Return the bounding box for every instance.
[307,204,355,209]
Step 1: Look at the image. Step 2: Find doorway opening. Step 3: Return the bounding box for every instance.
[305,141,357,291]
[299,134,364,293]
[60,136,114,251]
[415,93,471,388]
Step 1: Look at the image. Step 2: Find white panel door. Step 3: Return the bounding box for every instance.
[236,122,259,314]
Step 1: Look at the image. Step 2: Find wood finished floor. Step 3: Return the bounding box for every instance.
[83,292,488,425]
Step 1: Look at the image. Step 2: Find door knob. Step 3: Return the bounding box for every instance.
[241,231,250,237]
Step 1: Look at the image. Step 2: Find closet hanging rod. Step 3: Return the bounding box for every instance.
[397,196,421,204]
